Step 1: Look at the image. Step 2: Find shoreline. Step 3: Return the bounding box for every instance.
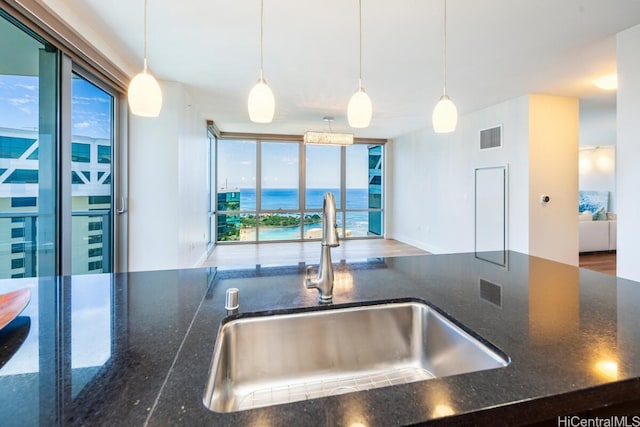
[239,223,323,240]
[239,224,356,240]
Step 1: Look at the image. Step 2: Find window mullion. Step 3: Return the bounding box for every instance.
[256,139,262,240]
[341,145,347,237]
[299,140,305,240]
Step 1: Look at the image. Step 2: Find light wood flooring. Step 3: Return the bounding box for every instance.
[579,251,616,276]
[201,239,429,269]
[203,242,616,276]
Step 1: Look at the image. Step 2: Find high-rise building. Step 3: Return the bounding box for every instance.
[368,145,382,236]
[0,127,111,278]
[216,188,241,241]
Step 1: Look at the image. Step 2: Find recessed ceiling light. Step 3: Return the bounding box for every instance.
[594,73,618,90]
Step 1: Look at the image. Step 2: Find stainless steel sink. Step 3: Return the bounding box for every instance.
[203,299,509,413]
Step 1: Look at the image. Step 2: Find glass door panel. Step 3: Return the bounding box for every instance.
[70,73,114,274]
[0,13,57,278]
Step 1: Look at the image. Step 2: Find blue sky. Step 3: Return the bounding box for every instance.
[0,74,112,139]
[218,140,370,189]
[0,75,39,131]
[71,75,113,140]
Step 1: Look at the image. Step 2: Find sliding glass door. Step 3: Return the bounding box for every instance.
[0,12,58,278]
[0,12,120,277]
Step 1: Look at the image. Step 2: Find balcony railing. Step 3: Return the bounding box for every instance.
[0,210,111,278]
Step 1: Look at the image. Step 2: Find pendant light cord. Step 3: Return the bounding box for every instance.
[358,0,363,89]
[443,0,448,95]
[143,0,148,71]
[260,0,265,80]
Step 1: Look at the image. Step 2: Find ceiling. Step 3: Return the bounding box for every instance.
[40,0,640,139]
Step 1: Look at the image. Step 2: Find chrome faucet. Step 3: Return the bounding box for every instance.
[305,192,339,303]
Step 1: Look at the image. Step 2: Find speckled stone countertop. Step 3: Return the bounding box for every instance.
[1,251,640,426]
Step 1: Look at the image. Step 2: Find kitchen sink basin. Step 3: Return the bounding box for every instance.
[203,299,509,413]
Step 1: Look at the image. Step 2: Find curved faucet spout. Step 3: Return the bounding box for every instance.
[306,192,340,303]
[322,193,339,247]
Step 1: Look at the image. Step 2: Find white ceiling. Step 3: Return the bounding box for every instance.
[41,0,640,138]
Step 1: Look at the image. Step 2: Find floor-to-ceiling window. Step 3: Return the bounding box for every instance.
[346,144,383,237]
[305,144,341,239]
[216,139,256,242]
[259,141,301,241]
[0,11,121,277]
[215,138,384,243]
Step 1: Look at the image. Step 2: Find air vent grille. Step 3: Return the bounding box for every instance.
[480,126,502,150]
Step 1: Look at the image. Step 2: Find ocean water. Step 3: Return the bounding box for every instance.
[239,188,369,211]
[227,188,379,240]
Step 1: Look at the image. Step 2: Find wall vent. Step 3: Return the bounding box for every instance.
[480,126,502,150]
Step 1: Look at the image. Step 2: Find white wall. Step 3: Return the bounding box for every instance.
[579,99,617,149]
[178,90,209,268]
[616,24,640,282]
[528,95,579,266]
[129,81,208,272]
[390,95,530,255]
[39,0,137,75]
[469,96,531,256]
[391,94,579,266]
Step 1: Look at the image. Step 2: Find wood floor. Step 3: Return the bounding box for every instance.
[579,251,616,276]
[201,239,429,269]
[203,241,616,276]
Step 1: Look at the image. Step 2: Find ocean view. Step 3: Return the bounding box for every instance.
[220,188,380,240]
[238,188,369,211]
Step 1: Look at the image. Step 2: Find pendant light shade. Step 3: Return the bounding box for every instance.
[348,83,372,128]
[348,0,372,129]
[432,0,457,133]
[248,0,275,123]
[128,0,162,117]
[248,76,275,123]
[432,94,457,133]
[128,61,162,117]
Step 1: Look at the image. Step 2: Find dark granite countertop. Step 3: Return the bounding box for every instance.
[1,251,640,426]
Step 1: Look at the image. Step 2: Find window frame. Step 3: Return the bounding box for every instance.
[215,136,386,243]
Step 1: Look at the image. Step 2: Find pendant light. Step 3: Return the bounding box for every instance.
[432,0,458,133]
[347,0,372,128]
[248,0,275,123]
[128,0,162,117]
